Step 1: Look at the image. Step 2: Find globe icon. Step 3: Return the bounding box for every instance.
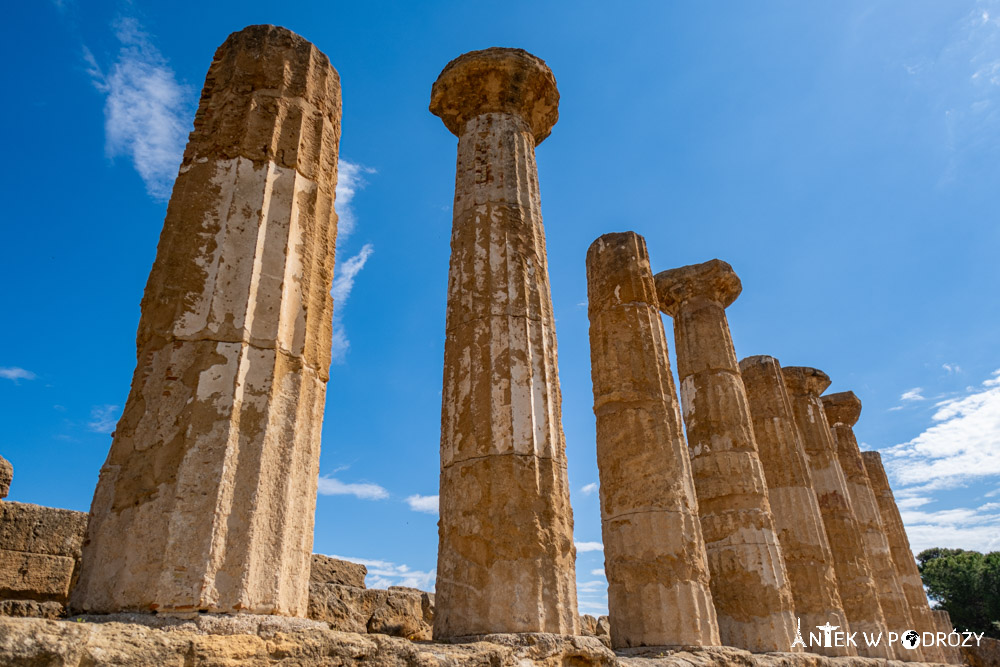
[902,630,920,650]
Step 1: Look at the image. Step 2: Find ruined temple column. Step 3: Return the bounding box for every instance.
[739,356,853,657]
[823,392,920,661]
[932,609,964,664]
[586,233,719,648]
[430,48,578,638]
[70,25,341,616]
[655,260,797,653]
[862,451,948,664]
[782,368,892,659]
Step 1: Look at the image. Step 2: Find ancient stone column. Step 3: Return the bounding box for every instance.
[862,451,948,664]
[655,260,797,653]
[932,609,963,664]
[0,455,11,499]
[70,25,341,616]
[782,368,892,659]
[823,391,921,661]
[586,232,719,649]
[738,355,853,657]
[430,48,578,638]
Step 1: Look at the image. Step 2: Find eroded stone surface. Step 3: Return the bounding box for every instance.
[307,584,432,640]
[862,452,948,664]
[0,616,956,666]
[70,24,341,617]
[930,610,963,665]
[654,260,797,653]
[823,392,919,662]
[739,355,853,657]
[0,456,11,499]
[310,555,366,588]
[782,369,890,660]
[430,48,577,638]
[0,502,87,607]
[586,233,719,649]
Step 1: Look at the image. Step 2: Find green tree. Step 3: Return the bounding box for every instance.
[917,548,1000,638]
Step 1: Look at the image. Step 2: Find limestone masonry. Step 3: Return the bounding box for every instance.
[0,28,968,667]
[740,355,853,658]
[586,232,719,649]
[69,24,342,617]
[655,260,798,653]
[429,47,578,639]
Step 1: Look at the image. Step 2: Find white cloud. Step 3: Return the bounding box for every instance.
[334,161,376,243]
[898,503,1000,554]
[580,482,599,496]
[575,541,604,553]
[576,580,606,593]
[316,476,388,500]
[84,18,191,200]
[590,568,605,577]
[901,387,925,401]
[88,405,119,434]
[406,494,439,515]
[578,601,609,613]
[0,367,36,382]
[329,554,435,591]
[330,243,374,363]
[943,363,962,374]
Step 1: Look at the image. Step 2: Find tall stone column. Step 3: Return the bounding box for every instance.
[655,260,797,653]
[862,451,947,664]
[586,233,719,649]
[932,609,963,664]
[429,48,578,638]
[738,355,853,657]
[782,368,891,659]
[823,392,920,661]
[70,25,341,616]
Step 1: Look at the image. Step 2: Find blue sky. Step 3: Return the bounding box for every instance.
[2,1,999,616]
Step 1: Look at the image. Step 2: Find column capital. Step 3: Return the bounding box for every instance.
[782,366,832,397]
[822,391,862,427]
[654,259,742,316]
[430,47,559,145]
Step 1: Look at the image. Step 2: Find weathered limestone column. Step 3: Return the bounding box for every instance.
[655,260,797,653]
[862,451,948,664]
[430,48,578,638]
[586,233,719,648]
[738,356,853,657]
[823,392,920,661]
[932,609,964,664]
[70,25,341,616]
[782,368,891,659]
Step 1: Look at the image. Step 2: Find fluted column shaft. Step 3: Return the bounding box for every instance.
[782,368,891,659]
[932,609,964,664]
[862,452,949,664]
[824,392,921,661]
[739,356,853,657]
[71,25,341,616]
[586,233,719,649]
[655,260,797,653]
[430,48,578,639]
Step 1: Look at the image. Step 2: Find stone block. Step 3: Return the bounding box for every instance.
[0,456,11,499]
[0,551,75,601]
[310,554,366,588]
[0,502,87,558]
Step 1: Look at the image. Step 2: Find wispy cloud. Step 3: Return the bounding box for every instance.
[330,554,435,591]
[335,161,376,243]
[406,494,439,515]
[0,367,36,382]
[330,243,374,363]
[943,363,962,374]
[84,18,191,200]
[898,501,1000,554]
[580,482,599,496]
[88,405,119,434]
[590,568,605,577]
[901,387,926,401]
[316,475,388,500]
[575,541,604,553]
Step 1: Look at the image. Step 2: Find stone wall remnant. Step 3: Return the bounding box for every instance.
[823,391,921,662]
[654,260,797,653]
[931,609,963,664]
[782,368,891,659]
[0,456,11,499]
[70,24,342,617]
[429,47,578,638]
[738,355,853,657]
[586,232,719,648]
